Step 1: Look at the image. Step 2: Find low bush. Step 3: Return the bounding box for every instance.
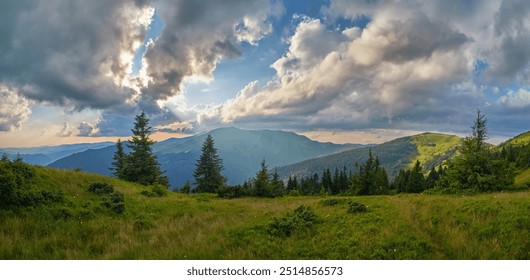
[1,160,63,209]
[320,198,349,206]
[101,191,125,214]
[268,205,317,237]
[140,185,168,197]
[88,182,114,195]
[347,201,367,213]
[217,185,251,198]
[133,217,154,231]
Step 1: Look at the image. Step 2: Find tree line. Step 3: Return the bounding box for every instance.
[111,109,520,197]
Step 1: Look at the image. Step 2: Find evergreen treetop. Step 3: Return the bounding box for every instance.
[123,112,167,187]
[110,139,126,180]
[193,134,226,193]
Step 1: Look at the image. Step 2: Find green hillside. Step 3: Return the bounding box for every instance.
[496,131,530,187]
[1,165,529,259]
[409,133,461,169]
[515,168,530,186]
[501,131,530,146]
[276,133,462,180]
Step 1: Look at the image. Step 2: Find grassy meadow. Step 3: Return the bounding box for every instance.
[1,167,529,260]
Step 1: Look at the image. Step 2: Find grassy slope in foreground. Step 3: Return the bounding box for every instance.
[1,167,529,260]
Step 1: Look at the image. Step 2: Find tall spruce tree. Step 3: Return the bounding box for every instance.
[407,160,425,193]
[438,109,514,192]
[193,134,227,193]
[270,170,285,197]
[124,112,167,187]
[253,159,270,197]
[356,149,389,195]
[110,139,126,179]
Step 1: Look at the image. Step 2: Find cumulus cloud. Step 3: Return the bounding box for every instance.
[77,121,100,137]
[199,10,473,131]
[155,121,193,133]
[191,0,530,136]
[1,0,281,136]
[488,0,530,82]
[0,85,31,131]
[497,89,530,109]
[140,0,281,101]
[0,0,155,110]
[57,122,73,137]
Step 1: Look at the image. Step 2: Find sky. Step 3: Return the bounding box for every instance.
[1,0,530,147]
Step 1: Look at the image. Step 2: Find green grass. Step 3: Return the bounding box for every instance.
[503,131,530,146]
[1,167,529,259]
[409,133,461,170]
[515,167,530,186]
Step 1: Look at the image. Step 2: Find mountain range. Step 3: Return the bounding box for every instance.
[0,142,114,165]
[48,127,361,188]
[6,127,530,190]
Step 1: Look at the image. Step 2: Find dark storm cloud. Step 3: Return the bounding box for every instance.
[0,0,156,110]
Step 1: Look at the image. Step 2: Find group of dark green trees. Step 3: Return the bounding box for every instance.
[286,150,390,196]
[111,112,168,188]
[112,109,518,196]
[287,110,516,196]
[435,110,515,193]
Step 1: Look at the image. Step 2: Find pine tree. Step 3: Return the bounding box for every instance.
[438,109,514,192]
[124,112,167,187]
[253,159,270,197]
[321,168,333,194]
[180,180,191,194]
[110,139,127,179]
[356,149,389,195]
[425,166,439,189]
[193,134,227,193]
[287,175,298,193]
[407,160,425,193]
[270,170,285,197]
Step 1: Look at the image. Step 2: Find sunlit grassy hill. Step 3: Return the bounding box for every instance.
[501,131,530,146]
[276,133,462,180]
[1,166,529,260]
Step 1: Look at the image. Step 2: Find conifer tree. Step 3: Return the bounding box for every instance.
[110,139,126,180]
[124,112,167,187]
[321,168,333,194]
[356,149,389,195]
[287,175,299,193]
[253,159,270,197]
[193,134,227,193]
[407,160,425,193]
[438,109,514,192]
[270,170,285,197]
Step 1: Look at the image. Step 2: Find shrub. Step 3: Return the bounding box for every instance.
[320,198,349,206]
[287,190,300,196]
[101,191,125,214]
[133,217,154,231]
[268,205,317,237]
[0,160,62,209]
[52,207,73,221]
[217,185,251,198]
[347,201,367,213]
[152,185,167,197]
[88,182,114,194]
[140,190,155,197]
[141,185,168,197]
